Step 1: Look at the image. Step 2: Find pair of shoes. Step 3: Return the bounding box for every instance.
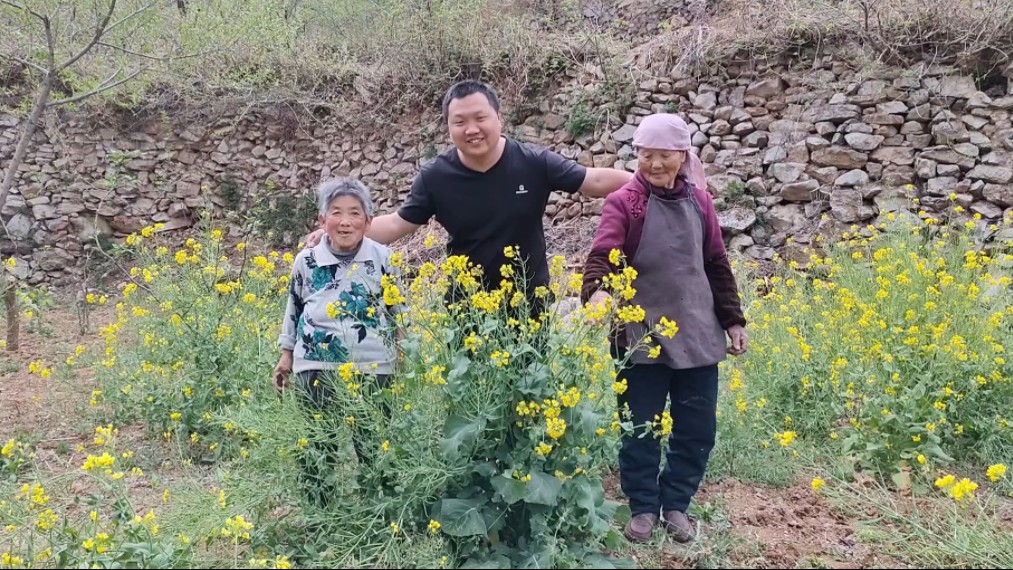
[662,510,695,543]
[623,512,659,542]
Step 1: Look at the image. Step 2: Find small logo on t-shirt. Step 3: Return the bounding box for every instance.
[516,184,528,194]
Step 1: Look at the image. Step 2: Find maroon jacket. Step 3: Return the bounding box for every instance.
[582,172,746,343]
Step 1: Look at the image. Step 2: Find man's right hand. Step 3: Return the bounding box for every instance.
[303,228,326,249]
[303,214,420,248]
[273,351,293,392]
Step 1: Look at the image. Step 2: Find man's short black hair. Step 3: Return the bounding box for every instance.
[442,80,500,123]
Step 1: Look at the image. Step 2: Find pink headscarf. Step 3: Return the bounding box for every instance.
[632,113,708,192]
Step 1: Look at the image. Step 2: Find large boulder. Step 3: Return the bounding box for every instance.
[966,165,1013,184]
[830,188,865,222]
[811,147,868,169]
[717,207,757,235]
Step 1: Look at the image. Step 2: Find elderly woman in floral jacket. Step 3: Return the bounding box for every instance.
[582,113,747,543]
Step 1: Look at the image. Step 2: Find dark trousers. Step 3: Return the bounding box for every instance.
[614,348,719,515]
[295,370,390,506]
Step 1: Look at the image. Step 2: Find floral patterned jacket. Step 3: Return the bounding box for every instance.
[278,236,401,375]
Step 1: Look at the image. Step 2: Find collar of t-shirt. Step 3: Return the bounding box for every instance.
[450,136,509,174]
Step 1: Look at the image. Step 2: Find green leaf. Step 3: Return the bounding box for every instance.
[449,354,471,379]
[447,355,473,401]
[461,554,512,569]
[891,470,912,490]
[517,363,549,397]
[574,408,601,439]
[580,553,618,569]
[603,528,624,550]
[516,545,554,569]
[572,476,605,514]
[524,471,563,506]
[438,498,489,537]
[441,415,485,461]
[473,461,497,478]
[613,503,632,525]
[609,555,639,569]
[491,474,527,505]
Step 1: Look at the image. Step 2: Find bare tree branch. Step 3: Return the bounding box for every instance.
[47,67,146,107]
[57,0,117,72]
[0,0,47,24]
[0,52,48,74]
[103,0,160,35]
[43,9,55,70]
[96,41,174,61]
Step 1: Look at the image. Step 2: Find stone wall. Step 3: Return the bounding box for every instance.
[2,56,1013,285]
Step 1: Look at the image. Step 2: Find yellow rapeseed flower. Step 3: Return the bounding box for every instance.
[987,464,1007,482]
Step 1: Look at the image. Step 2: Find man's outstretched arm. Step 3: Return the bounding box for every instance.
[578,167,633,198]
[368,213,421,244]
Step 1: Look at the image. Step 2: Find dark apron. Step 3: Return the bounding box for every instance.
[624,189,727,369]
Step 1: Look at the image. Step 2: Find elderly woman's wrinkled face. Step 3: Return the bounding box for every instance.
[318,195,371,252]
[637,148,686,189]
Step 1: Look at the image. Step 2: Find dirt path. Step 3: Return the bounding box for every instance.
[0,300,108,443]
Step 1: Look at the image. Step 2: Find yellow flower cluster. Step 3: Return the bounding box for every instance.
[381,274,406,306]
[516,400,542,418]
[470,289,504,313]
[615,304,646,324]
[220,515,253,541]
[248,555,293,569]
[655,316,679,338]
[81,453,115,472]
[774,431,797,447]
[546,417,567,440]
[424,365,447,385]
[603,266,638,301]
[653,411,673,436]
[935,475,978,502]
[463,333,483,353]
[17,483,49,508]
[534,442,553,457]
[26,360,51,379]
[986,463,1007,482]
[490,350,510,367]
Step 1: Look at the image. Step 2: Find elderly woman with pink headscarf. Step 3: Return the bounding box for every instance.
[581,114,747,543]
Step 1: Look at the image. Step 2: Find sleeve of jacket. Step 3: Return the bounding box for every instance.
[278,257,306,350]
[704,254,746,329]
[581,193,629,303]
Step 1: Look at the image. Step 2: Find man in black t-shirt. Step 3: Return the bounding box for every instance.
[307,80,633,292]
[399,134,588,291]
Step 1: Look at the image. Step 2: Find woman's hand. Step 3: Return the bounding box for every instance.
[726,325,748,356]
[273,351,293,392]
[585,290,614,325]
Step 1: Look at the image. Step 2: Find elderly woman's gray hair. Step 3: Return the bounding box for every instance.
[317,177,373,217]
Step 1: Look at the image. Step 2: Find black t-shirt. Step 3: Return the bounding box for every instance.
[398,138,587,291]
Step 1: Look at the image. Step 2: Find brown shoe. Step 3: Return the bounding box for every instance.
[662,510,695,542]
[624,512,659,542]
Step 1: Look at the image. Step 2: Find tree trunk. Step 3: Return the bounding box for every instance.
[5,279,18,352]
[0,73,53,214]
